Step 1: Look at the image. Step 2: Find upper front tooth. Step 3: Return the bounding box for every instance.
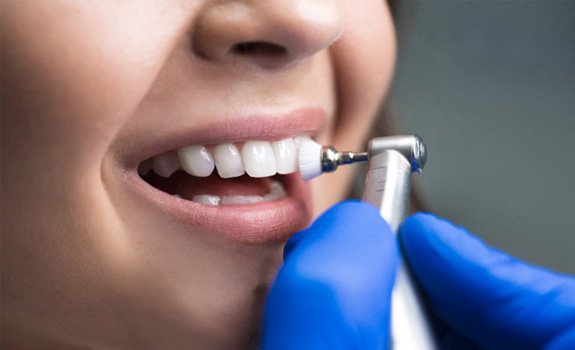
[241,141,277,178]
[177,145,215,177]
[213,143,245,178]
[272,138,297,174]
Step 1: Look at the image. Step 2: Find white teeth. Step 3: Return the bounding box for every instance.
[241,141,277,178]
[177,145,215,177]
[264,180,287,201]
[213,143,245,178]
[143,139,301,206]
[293,135,308,148]
[272,138,297,174]
[191,195,220,206]
[152,152,180,178]
[145,136,310,179]
[190,180,287,206]
[221,196,264,205]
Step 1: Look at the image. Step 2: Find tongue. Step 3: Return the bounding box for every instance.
[166,171,272,199]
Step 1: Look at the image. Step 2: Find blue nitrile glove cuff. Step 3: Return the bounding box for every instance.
[400,213,575,350]
[262,200,398,350]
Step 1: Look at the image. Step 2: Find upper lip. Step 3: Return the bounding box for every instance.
[121,108,327,170]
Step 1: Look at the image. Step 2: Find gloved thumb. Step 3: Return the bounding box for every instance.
[400,213,575,350]
[261,200,398,350]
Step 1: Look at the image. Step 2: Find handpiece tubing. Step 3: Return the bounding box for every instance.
[362,150,437,350]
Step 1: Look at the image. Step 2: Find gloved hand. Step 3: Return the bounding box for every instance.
[261,200,398,349]
[400,213,575,350]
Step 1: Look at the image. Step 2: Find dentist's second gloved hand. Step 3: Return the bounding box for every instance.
[261,200,398,350]
[400,213,575,350]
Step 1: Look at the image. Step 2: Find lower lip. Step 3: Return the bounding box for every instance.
[123,169,313,244]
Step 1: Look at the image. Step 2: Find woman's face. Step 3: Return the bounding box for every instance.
[1,0,395,348]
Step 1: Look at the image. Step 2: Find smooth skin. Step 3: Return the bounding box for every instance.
[1,1,395,349]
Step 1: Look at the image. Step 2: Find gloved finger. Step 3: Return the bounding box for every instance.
[400,213,575,350]
[261,200,398,350]
[546,326,575,350]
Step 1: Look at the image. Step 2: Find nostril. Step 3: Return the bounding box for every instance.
[231,41,287,57]
[193,1,343,67]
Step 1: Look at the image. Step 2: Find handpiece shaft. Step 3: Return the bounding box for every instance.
[338,151,369,164]
[320,147,368,173]
[362,149,437,350]
[362,150,410,231]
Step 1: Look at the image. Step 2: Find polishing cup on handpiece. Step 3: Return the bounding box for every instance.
[298,135,427,180]
[368,135,427,174]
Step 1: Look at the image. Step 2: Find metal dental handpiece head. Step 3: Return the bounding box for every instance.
[367,135,427,174]
[362,135,427,232]
[297,135,427,180]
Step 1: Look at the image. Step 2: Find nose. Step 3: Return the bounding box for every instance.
[192,0,343,69]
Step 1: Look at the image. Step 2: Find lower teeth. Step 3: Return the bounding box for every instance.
[189,180,286,206]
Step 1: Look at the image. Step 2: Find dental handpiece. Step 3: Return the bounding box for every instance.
[299,135,437,350]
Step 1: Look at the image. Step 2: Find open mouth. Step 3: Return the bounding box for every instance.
[115,110,326,243]
[138,136,307,206]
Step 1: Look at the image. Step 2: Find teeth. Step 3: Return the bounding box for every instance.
[264,180,287,201]
[178,145,215,177]
[152,152,180,178]
[213,143,245,178]
[191,180,287,206]
[241,141,277,178]
[272,138,297,174]
[293,135,309,148]
[144,136,310,179]
[221,195,264,205]
[191,194,221,206]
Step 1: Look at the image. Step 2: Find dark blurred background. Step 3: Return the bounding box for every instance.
[390,0,575,273]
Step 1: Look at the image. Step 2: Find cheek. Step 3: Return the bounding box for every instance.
[309,1,396,215]
[0,0,195,302]
[333,0,396,145]
[0,2,194,268]
[1,1,186,169]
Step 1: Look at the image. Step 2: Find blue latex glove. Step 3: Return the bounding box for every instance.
[261,200,398,349]
[400,213,575,350]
